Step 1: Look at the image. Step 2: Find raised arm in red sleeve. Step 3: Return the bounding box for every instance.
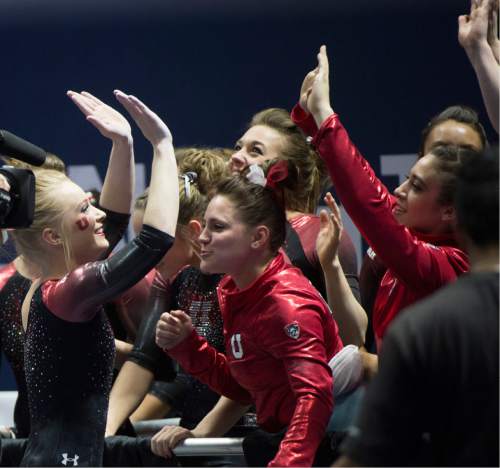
[292,109,468,295]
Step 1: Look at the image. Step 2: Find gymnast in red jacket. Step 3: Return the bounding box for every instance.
[292,46,472,350]
[154,172,343,467]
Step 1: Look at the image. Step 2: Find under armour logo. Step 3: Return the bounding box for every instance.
[61,453,79,466]
[230,333,244,359]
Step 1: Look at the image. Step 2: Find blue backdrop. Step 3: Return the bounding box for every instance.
[0,0,496,390]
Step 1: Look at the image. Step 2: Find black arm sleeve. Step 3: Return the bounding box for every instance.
[127,274,177,382]
[99,206,131,260]
[101,225,172,291]
[46,225,174,322]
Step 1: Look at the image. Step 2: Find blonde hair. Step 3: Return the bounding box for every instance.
[2,152,66,174]
[250,108,329,213]
[177,147,231,197]
[134,147,229,234]
[11,169,75,272]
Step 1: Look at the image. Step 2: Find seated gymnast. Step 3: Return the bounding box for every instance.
[228,109,363,345]
[106,149,230,439]
[359,104,488,352]
[292,46,476,353]
[154,171,344,467]
[334,147,499,466]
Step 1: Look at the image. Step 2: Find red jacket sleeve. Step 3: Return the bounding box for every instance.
[166,329,253,405]
[290,104,318,137]
[293,110,468,293]
[260,296,334,467]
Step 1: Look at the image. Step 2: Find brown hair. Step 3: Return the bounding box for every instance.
[419,105,487,157]
[214,176,286,252]
[430,144,480,206]
[250,108,328,213]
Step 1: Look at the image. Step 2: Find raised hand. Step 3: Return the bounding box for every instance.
[488,1,500,63]
[316,192,343,269]
[156,310,193,350]
[67,91,132,143]
[114,90,172,146]
[459,0,491,52]
[306,45,334,127]
[151,425,194,458]
[299,67,318,113]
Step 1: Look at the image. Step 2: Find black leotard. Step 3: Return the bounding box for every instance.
[21,225,173,467]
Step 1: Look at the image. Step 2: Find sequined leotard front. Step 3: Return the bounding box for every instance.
[0,208,130,440]
[20,225,173,467]
[128,266,224,428]
[0,264,31,437]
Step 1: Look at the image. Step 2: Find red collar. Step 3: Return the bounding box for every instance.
[218,252,286,308]
[410,229,460,248]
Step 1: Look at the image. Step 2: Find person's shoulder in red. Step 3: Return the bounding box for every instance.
[0,262,17,290]
[253,255,343,360]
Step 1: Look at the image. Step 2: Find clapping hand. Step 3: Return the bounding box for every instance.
[67,91,132,143]
[114,90,172,147]
[316,192,343,269]
[459,0,492,52]
[300,45,334,126]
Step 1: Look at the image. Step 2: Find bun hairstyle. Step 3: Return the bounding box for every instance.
[136,146,231,229]
[176,147,231,197]
[214,175,287,253]
[250,108,329,213]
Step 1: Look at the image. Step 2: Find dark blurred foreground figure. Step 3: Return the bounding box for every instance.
[334,146,499,466]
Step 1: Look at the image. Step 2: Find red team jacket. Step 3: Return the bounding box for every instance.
[291,105,469,349]
[167,252,343,466]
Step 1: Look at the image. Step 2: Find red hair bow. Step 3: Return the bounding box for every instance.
[265,160,289,190]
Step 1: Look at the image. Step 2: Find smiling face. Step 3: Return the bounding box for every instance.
[228,125,286,174]
[198,194,257,277]
[393,153,453,234]
[422,119,484,155]
[58,180,109,265]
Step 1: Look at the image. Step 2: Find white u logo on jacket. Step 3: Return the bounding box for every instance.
[230,333,244,359]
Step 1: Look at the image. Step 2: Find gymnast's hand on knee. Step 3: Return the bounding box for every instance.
[155,310,193,350]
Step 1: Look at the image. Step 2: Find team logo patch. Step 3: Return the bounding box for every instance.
[284,322,300,339]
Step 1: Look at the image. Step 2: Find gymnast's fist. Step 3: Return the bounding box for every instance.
[156,310,193,350]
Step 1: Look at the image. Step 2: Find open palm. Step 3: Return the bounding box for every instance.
[68,91,132,141]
